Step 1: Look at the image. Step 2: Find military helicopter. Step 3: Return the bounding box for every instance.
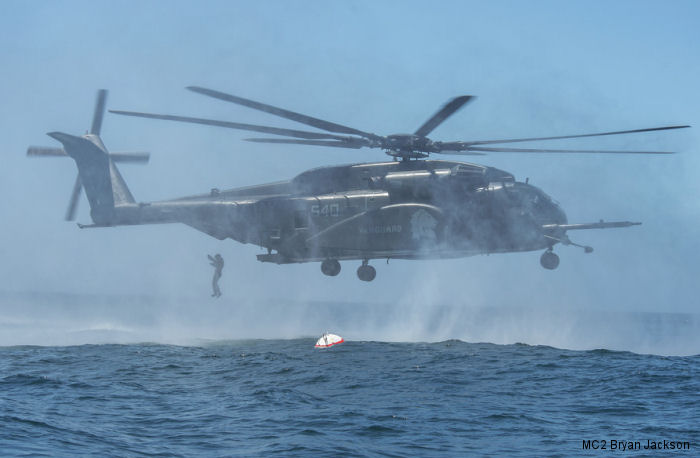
[29,88,688,281]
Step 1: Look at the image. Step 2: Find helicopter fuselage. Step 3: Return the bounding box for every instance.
[132,159,568,264]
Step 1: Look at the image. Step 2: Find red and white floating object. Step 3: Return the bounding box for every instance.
[315,332,344,348]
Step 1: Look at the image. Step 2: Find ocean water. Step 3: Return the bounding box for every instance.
[1,292,699,456]
[1,340,698,457]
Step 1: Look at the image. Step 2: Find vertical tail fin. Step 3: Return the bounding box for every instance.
[27,144,149,221]
[47,131,135,224]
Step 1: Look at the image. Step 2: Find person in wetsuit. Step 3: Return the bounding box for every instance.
[208,254,224,297]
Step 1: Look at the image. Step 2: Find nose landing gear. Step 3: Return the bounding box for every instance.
[540,233,595,270]
[321,259,341,276]
[357,259,376,282]
[540,249,560,270]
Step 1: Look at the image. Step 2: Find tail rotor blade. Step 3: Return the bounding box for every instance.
[90,89,108,135]
[27,146,66,157]
[65,174,82,221]
[109,152,151,163]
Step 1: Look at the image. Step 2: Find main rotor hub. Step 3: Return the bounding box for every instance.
[386,134,432,150]
[384,148,429,160]
[384,134,433,159]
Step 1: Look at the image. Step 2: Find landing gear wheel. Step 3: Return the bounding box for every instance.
[321,259,341,276]
[357,264,376,282]
[540,251,560,270]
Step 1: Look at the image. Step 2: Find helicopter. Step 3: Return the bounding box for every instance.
[28,88,688,281]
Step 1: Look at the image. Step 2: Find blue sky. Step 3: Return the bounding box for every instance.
[1,1,698,318]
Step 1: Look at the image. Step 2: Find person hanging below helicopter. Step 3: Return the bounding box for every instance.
[208,253,224,297]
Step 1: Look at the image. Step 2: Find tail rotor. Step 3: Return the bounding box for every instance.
[27,89,149,221]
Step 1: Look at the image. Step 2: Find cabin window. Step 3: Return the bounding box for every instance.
[294,210,309,229]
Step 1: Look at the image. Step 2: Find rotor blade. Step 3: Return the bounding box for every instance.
[90,89,108,135]
[27,146,66,157]
[466,125,690,146]
[187,86,382,140]
[424,149,486,156]
[414,96,474,137]
[467,146,675,154]
[243,138,365,149]
[110,110,350,140]
[65,174,82,221]
[109,152,150,163]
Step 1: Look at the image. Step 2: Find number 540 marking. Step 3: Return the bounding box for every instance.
[311,204,339,217]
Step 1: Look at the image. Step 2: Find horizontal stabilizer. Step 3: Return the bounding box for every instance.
[543,221,641,231]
